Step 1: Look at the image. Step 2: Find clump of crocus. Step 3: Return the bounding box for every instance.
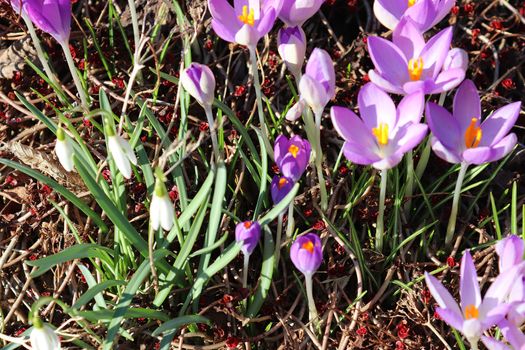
[425,250,524,349]
[105,119,137,180]
[331,83,427,251]
[181,62,220,160]
[367,17,466,95]
[235,220,262,287]
[274,135,311,182]
[150,169,174,231]
[373,0,455,32]
[278,0,324,26]
[277,26,306,81]
[290,233,323,327]
[54,126,74,172]
[425,79,521,244]
[30,316,61,350]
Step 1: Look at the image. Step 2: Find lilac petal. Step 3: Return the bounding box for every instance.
[460,251,481,313]
[256,8,277,37]
[331,106,377,150]
[430,137,462,164]
[481,336,512,350]
[305,48,335,99]
[391,123,428,155]
[485,133,517,163]
[420,27,453,79]
[278,0,323,26]
[462,146,493,165]
[274,135,289,164]
[404,0,436,32]
[235,24,260,47]
[26,0,70,43]
[481,263,525,314]
[209,0,238,25]
[211,19,237,43]
[396,91,425,128]
[480,102,521,146]
[290,233,322,276]
[343,141,381,166]
[453,79,481,132]
[429,68,466,94]
[368,36,409,84]
[501,320,525,348]
[479,303,510,331]
[373,0,405,30]
[424,272,463,316]
[358,82,397,131]
[495,235,525,272]
[444,48,469,71]
[435,307,464,331]
[403,79,433,95]
[368,70,405,95]
[393,17,425,59]
[285,100,306,121]
[373,152,404,170]
[425,102,461,150]
[432,0,456,28]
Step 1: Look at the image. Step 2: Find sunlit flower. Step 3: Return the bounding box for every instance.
[270,175,294,204]
[54,126,74,172]
[181,63,216,109]
[290,233,322,276]
[235,221,262,256]
[150,173,174,231]
[106,122,137,179]
[482,319,525,350]
[277,26,306,79]
[30,318,61,350]
[278,0,324,27]
[274,135,311,182]
[22,0,71,44]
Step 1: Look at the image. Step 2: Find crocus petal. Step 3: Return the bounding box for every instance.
[480,102,521,147]
[430,137,462,164]
[425,102,461,150]
[453,79,481,132]
[462,318,482,344]
[211,18,237,43]
[331,106,377,150]
[343,141,382,165]
[404,0,436,32]
[304,48,335,101]
[485,133,517,163]
[479,303,510,331]
[462,146,493,165]
[481,336,511,350]
[373,0,405,30]
[431,0,455,28]
[501,320,525,348]
[372,152,404,170]
[435,307,465,331]
[209,0,237,24]
[419,26,453,79]
[444,48,469,71]
[274,135,289,163]
[256,8,276,37]
[403,79,434,95]
[460,251,482,312]
[429,68,466,94]
[391,123,428,155]
[286,99,306,121]
[299,75,329,114]
[424,272,463,317]
[368,70,406,94]
[235,23,260,47]
[368,36,409,84]
[393,16,426,59]
[396,91,425,127]
[358,82,397,131]
[480,263,525,313]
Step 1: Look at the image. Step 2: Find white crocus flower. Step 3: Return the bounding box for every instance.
[30,318,61,350]
[54,127,74,172]
[106,123,137,179]
[150,173,174,231]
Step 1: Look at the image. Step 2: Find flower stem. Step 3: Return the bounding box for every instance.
[242,253,250,289]
[60,42,89,111]
[404,152,415,214]
[285,201,295,238]
[446,162,469,245]
[274,213,284,269]
[305,274,319,330]
[205,106,221,162]
[314,109,328,212]
[23,14,57,87]
[127,0,140,59]
[376,169,388,252]
[248,47,274,159]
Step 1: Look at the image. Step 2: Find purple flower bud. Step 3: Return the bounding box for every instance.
[270,175,294,204]
[279,0,324,27]
[181,63,216,108]
[235,221,262,256]
[274,135,311,182]
[495,235,524,272]
[277,26,306,78]
[443,48,469,72]
[23,0,71,44]
[298,48,335,114]
[290,233,322,276]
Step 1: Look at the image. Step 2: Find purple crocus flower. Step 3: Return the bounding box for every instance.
[367,17,465,95]
[331,83,427,170]
[290,233,322,276]
[181,63,216,109]
[425,250,523,346]
[274,135,311,182]
[208,0,283,48]
[22,0,71,44]
[373,0,455,32]
[278,0,324,27]
[482,320,525,350]
[277,26,306,79]
[235,221,262,256]
[270,176,294,204]
[426,79,521,165]
[286,48,335,120]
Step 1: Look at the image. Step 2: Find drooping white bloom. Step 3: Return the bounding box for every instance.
[30,323,61,350]
[150,174,174,231]
[105,122,137,179]
[54,126,74,172]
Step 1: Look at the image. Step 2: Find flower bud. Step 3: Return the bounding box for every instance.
[30,317,61,350]
[270,176,294,204]
[150,171,174,231]
[495,235,524,272]
[235,221,261,256]
[181,63,216,108]
[274,135,311,182]
[107,130,137,179]
[443,48,469,71]
[290,233,322,276]
[278,26,306,78]
[279,0,324,27]
[55,126,74,172]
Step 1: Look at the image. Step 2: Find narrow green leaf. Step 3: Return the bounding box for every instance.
[152,315,210,337]
[72,279,126,309]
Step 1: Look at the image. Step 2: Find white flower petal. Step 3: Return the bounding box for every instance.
[55,138,74,172]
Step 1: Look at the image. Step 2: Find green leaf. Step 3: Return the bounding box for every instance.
[152,315,210,337]
[80,308,169,322]
[72,279,126,310]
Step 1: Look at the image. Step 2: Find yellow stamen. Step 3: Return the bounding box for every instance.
[372,123,389,146]
[288,144,300,158]
[464,304,479,320]
[408,0,416,7]
[302,241,314,254]
[244,221,252,229]
[464,118,482,148]
[238,5,255,26]
[278,177,288,189]
[408,58,424,81]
